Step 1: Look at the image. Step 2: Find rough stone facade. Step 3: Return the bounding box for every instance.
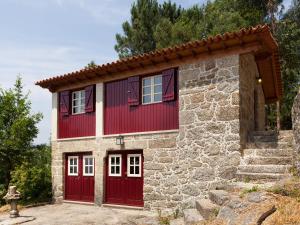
[292,89,300,154]
[51,54,266,212]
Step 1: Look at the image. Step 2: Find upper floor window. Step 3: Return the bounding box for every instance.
[72,90,85,114]
[142,75,162,104]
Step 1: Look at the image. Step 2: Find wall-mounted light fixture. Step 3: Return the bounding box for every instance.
[116,135,124,145]
[257,77,262,84]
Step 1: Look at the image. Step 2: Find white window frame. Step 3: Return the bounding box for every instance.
[83,155,94,176]
[108,154,122,177]
[142,75,162,105]
[68,156,79,176]
[72,90,85,115]
[127,154,142,177]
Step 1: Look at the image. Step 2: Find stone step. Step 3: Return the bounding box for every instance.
[252,131,277,136]
[244,156,293,165]
[209,190,230,206]
[236,172,288,181]
[195,199,219,220]
[238,165,291,174]
[252,135,278,142]
[243,148,294,157]
[246,142,292,149]
[183,209,204,225]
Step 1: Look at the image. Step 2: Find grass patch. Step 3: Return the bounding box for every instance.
[239,185,259,198]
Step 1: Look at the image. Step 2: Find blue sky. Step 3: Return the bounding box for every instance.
[0,0,293,144]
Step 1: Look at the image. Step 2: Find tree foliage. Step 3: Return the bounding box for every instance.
[115,0,300,129]
[0,77,42,188]
[0,77,51,205]
[10,145,52,204]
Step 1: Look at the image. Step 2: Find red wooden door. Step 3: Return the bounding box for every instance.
[65,153,95,202]
[105,151,144,207]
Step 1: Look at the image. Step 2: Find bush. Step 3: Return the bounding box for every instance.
[9,145,52,205]
[0,184,6,205]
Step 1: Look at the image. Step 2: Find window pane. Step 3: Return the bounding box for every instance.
[81,91,85,99]
[135,166,139,174]
[154,85,162,94]
[85,166,88,174]
[116,157,120,165]
[130,157,134,165]
[79,106,85,113]
[111,157,115,165]
[143,87,151,95]
[111,166,115,174]
[73,100,78,107]
[73,107,79,114]
[116,166,120,174]
[70,167,73,174]
[143,95,151,103]
[89,158,93,166]
[154,76,162,85]
[136,157,139,164]
[74,166,77,174]
[130,166,134,175]
[154,94,162,102]
[143,78,151,86]
[74,158,77,165]
[73,92,79,99]
[70,158,73,165]
[89,166,93,174]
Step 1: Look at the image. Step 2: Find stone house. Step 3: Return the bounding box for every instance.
[36,25,284,211]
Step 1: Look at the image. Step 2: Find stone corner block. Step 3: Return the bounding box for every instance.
[195,198,220,220]
[209,190,230,206]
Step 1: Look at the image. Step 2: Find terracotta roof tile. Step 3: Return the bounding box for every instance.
[35,24,282,101]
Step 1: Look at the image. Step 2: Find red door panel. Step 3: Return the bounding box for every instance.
[65,153,94,202]
[105,151,144,207]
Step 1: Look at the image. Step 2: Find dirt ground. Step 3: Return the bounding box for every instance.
[0,203,158,225]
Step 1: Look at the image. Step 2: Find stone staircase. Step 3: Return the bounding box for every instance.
[237,130,294,181]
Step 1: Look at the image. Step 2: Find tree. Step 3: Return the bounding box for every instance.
[275,1,300,129]
[85,60,97,69]
[0,77,42,189]
[115,0,182,58]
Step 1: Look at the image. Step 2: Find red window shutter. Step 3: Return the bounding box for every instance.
[162,68,175,101]
[60,91,70,115]
[85,85,95,112]
[128,76,140,106]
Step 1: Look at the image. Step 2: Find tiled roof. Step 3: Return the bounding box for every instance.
[35,24,282,102]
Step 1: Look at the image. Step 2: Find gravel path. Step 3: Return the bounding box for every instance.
[0,203,158,225]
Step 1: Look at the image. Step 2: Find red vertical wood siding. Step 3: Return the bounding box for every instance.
[59,113,96,138]
[104,75,178,135]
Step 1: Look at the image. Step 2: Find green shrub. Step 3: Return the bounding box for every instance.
[0,184,6,205]
[9,145,52,205]
[10,162,52,205]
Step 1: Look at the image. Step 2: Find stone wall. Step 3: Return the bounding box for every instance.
[239,54,265,147]
[51,54,260,212]
[292,90,300,171]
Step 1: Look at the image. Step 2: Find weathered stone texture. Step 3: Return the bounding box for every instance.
[292,89,300,174]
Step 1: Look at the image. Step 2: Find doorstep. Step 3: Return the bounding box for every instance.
[102,204,144,210]
[63,200,95,206]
